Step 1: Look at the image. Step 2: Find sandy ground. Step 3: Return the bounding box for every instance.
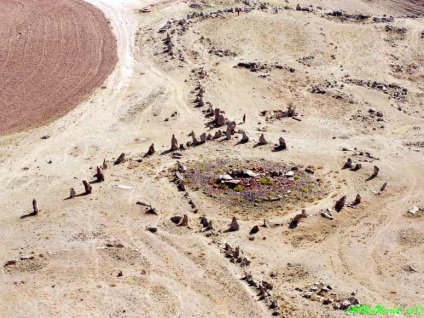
[0,0,423,317]
[0,0,117,135]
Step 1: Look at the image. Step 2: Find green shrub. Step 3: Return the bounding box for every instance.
[259,177,274,185]
[233,184,244,192]
[294,175,301,180]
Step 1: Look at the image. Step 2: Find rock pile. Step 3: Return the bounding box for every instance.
[241,271,280,315]
[200,216,214,232]
[326,10,369,21]
[345,79,407,102]
[373,16,394,23]
[223,243,251,267]
[298,282,359,311]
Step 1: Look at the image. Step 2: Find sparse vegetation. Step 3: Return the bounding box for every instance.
[259,177,274,185]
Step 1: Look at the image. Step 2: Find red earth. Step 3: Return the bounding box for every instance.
[0,0,117,135]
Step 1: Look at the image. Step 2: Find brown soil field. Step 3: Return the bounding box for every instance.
[0,0,117,135]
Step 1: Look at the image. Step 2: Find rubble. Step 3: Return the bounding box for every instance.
[298,282,360,311]
[345,79,407,102]
[408,206,424,216]
[223,243,250,267]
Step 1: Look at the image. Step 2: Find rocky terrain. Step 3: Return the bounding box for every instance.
[0,0,423,317]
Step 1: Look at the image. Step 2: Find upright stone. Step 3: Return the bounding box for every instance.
[171,134,178,151]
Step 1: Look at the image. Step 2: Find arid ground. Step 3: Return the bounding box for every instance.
[0,0,423,317]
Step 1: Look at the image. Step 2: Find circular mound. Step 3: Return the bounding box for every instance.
[0,0,117,135]
[181,159,330,218]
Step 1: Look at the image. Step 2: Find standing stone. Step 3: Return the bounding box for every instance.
[371,166,380,178]
[353,194,361,205]
[167,42,173,55]
[32,199,39,214]
[335,196,346,212]
[146,143,155,157]
[200,133,207,144]
[191,131,199,145]
[114,153,126,165]
[343,158,353,169]
[83,180,92,195]
[70,188,76,199]
[95,166,105,182]
[380,182,387,192]
[214,108,220,121]
[171,134,178,151]
[214,108,226,126]
[179,214,189,226]
[351,163,362,171]
[229,216,240,231]
[241,131,249,143]
[226,121,236,140]
[196,95,204,107]
[213,130,222,139]
[275,137,287,150]
[216,114,226,126]
[258,134,267,145]
[102,159,108,170]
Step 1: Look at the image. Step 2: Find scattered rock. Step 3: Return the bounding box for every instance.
[146,226,158,233]
[250,225,259,234]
